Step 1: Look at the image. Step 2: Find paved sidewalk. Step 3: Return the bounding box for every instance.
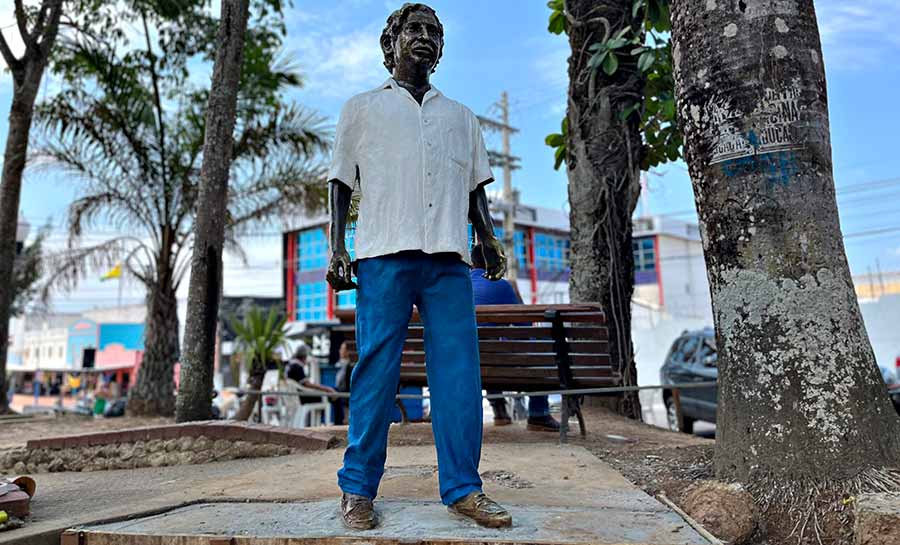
[4,442,707,545]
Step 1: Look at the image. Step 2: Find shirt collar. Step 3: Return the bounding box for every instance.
[380,77,442,103]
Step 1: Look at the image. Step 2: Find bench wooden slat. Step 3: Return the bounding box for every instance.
[340,326,609,341]
[397,374,620,390]
[399,364,615,378]
[335,305,606,325]
[345,340,608,355]
[352,351,610,366]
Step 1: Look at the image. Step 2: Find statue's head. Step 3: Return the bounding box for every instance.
[381,3,444,75]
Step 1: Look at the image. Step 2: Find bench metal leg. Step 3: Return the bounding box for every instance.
[573,396,587,437]
[560,395,570,444]
[396,399,409,424]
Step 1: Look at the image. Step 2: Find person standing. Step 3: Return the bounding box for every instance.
[326,3,512,530]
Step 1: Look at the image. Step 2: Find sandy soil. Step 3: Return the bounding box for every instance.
[0,415,172,450]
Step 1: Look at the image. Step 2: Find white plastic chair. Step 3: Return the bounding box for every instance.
[283,379,332,428]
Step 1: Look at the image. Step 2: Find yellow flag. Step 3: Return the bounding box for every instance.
[101,263,122,281]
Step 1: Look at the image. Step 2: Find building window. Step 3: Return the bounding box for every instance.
[345,226,356,261]
[534,233,569,274]
[337,290,357,309]
[298,229,328,272]
[633,237,656,272]
[467,225,528,271]
[296,281,328,322]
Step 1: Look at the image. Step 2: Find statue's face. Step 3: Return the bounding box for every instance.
[394,9,443,74]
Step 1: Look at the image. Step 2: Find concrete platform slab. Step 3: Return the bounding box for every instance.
[72,499,706,545]
[4,443,707,545]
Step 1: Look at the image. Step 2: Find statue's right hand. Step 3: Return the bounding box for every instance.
[326,250,357,292]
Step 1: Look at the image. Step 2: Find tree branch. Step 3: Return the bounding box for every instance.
[140,10,170,223]
[13,0,34,49]
[0,30,22,73]
[36,0,64,59]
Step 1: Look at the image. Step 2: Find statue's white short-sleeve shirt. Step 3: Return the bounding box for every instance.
[328,78,494,265]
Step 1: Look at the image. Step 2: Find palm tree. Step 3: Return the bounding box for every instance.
[35,2,329,416]
[229,306,289,421]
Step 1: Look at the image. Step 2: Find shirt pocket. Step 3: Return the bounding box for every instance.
[449,155,471,185]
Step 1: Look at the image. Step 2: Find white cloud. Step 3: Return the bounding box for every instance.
[816,1,900,70]
[289,24,386,97]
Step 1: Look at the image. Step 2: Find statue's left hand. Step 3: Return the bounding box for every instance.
[481,238,507,281]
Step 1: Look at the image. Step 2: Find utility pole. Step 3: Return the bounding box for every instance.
[477,91,520,283]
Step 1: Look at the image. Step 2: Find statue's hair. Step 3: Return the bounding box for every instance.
[380,3,444,74]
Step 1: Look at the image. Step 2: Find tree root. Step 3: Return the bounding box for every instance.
[742,467,900,545]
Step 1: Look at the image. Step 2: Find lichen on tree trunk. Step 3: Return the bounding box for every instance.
[565,0,643,419]
[670,0,900,483]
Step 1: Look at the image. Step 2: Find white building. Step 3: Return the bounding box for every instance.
[18,314,82,372]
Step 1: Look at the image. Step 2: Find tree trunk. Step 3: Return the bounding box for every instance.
[176,0,250,423]
[234,366,264,422]
[565,0,643,419]
[670,0,900,483]
[127,278,180,416]
[0,85,40,414]
[0,1,63,413]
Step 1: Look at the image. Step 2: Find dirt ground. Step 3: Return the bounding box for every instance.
[0,415,172,450]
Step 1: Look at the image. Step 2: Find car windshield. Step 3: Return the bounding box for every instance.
[696,336,717,363]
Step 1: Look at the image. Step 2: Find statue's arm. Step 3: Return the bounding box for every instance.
[469,184,507,281]
[326,180,356,291]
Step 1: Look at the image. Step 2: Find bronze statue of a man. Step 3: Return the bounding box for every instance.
[326,2,512,531]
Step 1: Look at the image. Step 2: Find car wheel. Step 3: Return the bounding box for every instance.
[665,396,694,434]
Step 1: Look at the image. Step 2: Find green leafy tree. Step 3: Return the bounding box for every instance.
[546,0,681,170]
[543,0,680,419]
[229,306,288,421]
[11,229,48,318]
[36,0,329,416]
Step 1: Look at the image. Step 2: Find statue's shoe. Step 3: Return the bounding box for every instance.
[341,492,378,530]
[448,492,512,528]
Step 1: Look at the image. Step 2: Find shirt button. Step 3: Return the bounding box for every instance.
[429,203,433,207]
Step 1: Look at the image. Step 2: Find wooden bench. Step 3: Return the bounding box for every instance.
[334,304,618,441]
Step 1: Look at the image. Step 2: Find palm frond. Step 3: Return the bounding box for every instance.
[230,306,288,371]
[227,157,328,234]
[233,103,331,162]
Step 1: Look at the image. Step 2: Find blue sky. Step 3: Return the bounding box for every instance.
[1,0,899,309]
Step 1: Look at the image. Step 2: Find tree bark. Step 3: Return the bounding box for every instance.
[127,276,180,416]
[565,0,643,419]
[176,0,250,423]
[234,366,264,422]
[0,1,63,414]
[670,0,900,482]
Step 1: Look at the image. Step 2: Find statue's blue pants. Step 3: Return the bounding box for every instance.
[337,251,484,505]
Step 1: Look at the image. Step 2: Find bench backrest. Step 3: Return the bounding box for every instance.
[335,304,617,391]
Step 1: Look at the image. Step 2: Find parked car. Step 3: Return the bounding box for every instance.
[660,329,900,434]
[660,328,718,433]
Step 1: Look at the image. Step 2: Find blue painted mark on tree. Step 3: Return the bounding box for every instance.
[718,130,799,188]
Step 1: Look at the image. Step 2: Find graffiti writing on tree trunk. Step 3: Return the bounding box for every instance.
[708,79,804,187]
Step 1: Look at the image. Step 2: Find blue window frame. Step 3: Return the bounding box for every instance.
[295,281,328,321]
[633,237,656,272]
[298,228,328,272]
[534,232,569,273]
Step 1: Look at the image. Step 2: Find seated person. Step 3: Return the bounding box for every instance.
[285,346,337,404]
[470,243,560,432]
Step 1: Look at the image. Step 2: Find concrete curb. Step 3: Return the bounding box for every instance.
[24,421,339,451]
